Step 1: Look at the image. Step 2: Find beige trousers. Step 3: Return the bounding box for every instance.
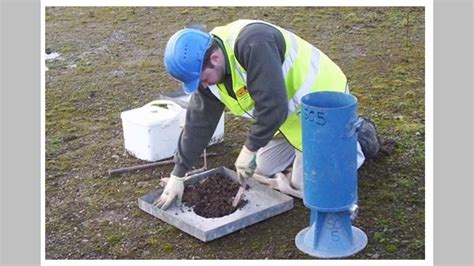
[253,135,365,199]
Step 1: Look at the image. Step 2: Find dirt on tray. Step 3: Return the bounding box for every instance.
[182,174,248,218]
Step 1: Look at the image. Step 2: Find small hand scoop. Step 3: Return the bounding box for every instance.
[231,185,246,209]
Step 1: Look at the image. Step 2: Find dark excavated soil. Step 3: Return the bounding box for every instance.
[376,137,398,158]
[182,174,247,218]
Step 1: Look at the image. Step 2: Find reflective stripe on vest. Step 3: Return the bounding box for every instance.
[209,20,347,150]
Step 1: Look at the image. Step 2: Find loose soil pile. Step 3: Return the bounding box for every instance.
[182,174,245,218]
[376,137,398,159]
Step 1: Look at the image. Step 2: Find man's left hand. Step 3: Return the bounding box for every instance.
[235,145,257,185]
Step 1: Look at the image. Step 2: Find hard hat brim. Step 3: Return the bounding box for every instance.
[182,77,200,94]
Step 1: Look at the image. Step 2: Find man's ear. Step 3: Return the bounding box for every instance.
[210,52,220,66]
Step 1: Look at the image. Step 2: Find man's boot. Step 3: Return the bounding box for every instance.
[356,116,380,159]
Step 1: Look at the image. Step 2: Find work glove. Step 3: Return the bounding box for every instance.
[235,145,257,185]
[153,174,185,210]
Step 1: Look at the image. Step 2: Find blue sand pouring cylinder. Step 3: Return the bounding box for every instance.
[295,91,367,258]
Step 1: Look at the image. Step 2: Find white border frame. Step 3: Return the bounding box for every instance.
[41,1,433,265]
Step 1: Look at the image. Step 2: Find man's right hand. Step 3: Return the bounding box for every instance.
[153,174,185,210]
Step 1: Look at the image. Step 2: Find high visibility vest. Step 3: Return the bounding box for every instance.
[209,20,347,151]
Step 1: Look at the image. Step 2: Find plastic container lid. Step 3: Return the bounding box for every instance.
[121,100,183,127]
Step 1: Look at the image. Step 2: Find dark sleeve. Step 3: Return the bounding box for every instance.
[234,23,288,152]
[171,88,225,176]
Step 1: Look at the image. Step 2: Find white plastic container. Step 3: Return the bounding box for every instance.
[121,100,183,162]
[121,98,225,162]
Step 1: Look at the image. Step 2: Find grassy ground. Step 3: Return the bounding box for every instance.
[45,6,425,259]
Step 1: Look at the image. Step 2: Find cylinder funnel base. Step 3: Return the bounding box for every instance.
[295,211,367,258]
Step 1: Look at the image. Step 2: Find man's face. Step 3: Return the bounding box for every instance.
[200,65,223,88]
[199,50,225,89]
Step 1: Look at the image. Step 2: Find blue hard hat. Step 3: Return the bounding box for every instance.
[164,28,213,94]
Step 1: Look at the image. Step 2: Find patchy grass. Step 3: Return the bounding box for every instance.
[45,6,425,259]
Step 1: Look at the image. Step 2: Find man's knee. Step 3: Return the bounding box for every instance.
[254,164,278,177]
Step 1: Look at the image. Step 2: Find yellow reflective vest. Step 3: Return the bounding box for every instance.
[209,20,347,151]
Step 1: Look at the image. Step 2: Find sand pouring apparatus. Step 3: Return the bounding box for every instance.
[295,91,367,258]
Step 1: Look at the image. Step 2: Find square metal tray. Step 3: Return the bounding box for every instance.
[138,166,294,242]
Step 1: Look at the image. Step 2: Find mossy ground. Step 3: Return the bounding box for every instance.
[45,6,425,259]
